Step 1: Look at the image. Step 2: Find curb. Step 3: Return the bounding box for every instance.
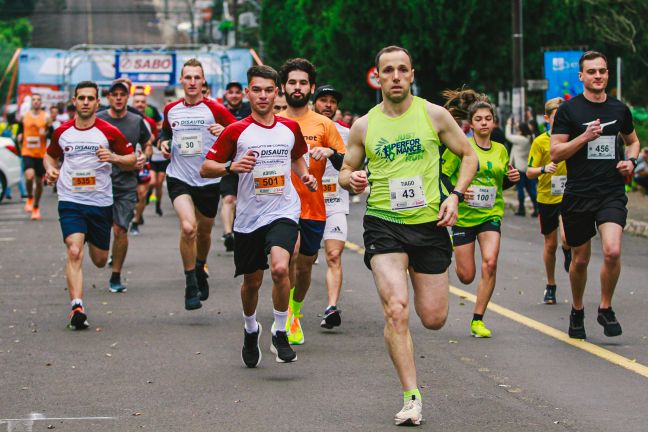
[503,197,648,239]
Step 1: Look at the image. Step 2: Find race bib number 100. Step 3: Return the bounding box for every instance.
[178,132,202,156]
[71,169,96,193]
[254,166,285,195]
[467,185,497,208]
[389,176,426,211]
[587,135,616,160]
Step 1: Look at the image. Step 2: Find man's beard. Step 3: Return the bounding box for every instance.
[286,90,311,108]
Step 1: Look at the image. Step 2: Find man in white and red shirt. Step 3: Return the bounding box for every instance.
[200,65,316,367]
[44,81,136,330]
[159,58,236,311]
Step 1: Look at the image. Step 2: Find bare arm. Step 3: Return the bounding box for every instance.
[617,130,641,176]
[96,148,137,170]
[527,162,557,180]
[550,119,602,163]
[200,150,256,178]
[43,153,60,185]
[339,115,368,193]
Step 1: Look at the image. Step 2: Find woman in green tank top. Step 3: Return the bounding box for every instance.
[441,89,520,338]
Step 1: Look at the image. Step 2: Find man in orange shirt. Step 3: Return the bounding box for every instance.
[278,58,346,345]
[18,93,52,220]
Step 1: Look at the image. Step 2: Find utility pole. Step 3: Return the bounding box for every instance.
[616,57,622,101]
[511,0,524,123]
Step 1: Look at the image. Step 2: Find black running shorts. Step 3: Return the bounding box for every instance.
[363,215,452,275]
[538,203,561,236]
[167,176,220,219]
[560,193,628,247]
[233,218,299,277]
[451,220,501,247]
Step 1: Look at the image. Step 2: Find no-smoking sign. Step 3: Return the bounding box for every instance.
[366,66,380,90]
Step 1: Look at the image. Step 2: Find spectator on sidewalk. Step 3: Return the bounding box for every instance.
[506,117,538,216]
[635,147,648,194]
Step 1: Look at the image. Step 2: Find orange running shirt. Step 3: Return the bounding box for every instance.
[21,110,48,158]
[279,110,346,221]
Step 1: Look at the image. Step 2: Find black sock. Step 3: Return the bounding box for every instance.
[131,222,138,228]
[196,259,206,272]
[546,284,556,288]
[571,307,584,318]
[110,272,121,284]
[473,313,484,321]
[598,306,611,313]
[185,269,197,287]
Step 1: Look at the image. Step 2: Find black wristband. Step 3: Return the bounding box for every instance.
[541,166,546,174]
[451,190,464,203]
[225,163,231,174]
[629,157,638,168]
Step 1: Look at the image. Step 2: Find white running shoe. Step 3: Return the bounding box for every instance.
[394,396,422,426]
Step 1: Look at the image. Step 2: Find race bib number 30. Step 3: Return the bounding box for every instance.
[254,166,285,195]
[467,185,497,208]
[551,175,567,195]
[322,176,339,199]
[71,169,96,193]
[587,136,616,160]
[178,132,202,156]
[389,176,426,211]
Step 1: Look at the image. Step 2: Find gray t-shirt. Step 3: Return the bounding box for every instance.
[96,110,151,191]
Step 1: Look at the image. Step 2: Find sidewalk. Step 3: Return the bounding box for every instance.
[503,189,648,238]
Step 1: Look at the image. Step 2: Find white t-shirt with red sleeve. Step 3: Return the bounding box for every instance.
[47,118,134,207]
[162,98,236,187]
[206,115,308,233]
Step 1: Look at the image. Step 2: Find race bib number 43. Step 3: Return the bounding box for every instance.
[587,136,616,159]
[467,185,496,208]
[254,166,285,195]
[178,132,202,156]
[389,176,426,211]
[71,169,96,193]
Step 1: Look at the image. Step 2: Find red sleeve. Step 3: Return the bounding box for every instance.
[95,118,134,155]
[145,116,158,138]
[162,99,182,137]
[277,117,308,160]
[46,120,74,158]
[206,120,247,163]
[205,99,237,126]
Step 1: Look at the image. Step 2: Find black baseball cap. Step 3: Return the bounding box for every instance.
[312,85,343,103]
[109,80,129,93]
[226,82,243,91]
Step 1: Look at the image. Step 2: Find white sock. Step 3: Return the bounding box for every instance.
[71,299,83,307]
[273,309,288,335]
[243,311,258,333]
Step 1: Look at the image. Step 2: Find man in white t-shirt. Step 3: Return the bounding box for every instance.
[44,81,136,330]
[201,65,316,366]
[312,85,349,329]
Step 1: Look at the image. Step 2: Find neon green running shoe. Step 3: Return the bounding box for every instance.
[470,320,492,338]
[286,307,305,345]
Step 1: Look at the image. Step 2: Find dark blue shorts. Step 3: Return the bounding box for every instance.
[298,218,326,256]
[58,201,113,251]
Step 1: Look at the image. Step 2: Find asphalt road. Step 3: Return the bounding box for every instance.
[1,189,647,431]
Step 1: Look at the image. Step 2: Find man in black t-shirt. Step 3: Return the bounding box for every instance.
[550,51,640,340]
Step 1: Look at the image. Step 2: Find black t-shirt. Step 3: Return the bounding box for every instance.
[552,93,634,198]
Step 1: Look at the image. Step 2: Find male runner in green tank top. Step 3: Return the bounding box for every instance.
[339,46,477,426]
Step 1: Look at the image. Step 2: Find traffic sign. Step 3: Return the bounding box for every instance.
[367,66,380,90]
[526,79,549,91]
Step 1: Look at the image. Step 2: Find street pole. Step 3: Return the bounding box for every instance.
[511,0,524,123]
[616,57,622,101]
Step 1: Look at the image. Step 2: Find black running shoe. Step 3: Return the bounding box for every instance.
[155,203,163,216]
[185,285,202,310]
[270,331,297,363]
[224,233,235,252]
[597,307,622,337]
[68,305,89,330]
[196,267,209,301]
[543,285,556,305]
[568,309,586,339]
[562,247,572,273]
[242,323,262,368]
[320,306,341,329]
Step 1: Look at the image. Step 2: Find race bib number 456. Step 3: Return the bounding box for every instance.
[587,136,616,160]
[389,176,426,211]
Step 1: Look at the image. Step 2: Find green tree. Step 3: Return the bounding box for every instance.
[0,1,36,103]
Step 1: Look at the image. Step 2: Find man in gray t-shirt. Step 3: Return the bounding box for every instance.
[96,79,151,293]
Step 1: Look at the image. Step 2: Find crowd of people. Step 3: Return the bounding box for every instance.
[2,46,642,426]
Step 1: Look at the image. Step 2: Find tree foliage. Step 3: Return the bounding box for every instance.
[260,0,647,113]
[0,0,35,103]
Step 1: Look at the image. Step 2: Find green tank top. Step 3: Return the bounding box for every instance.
[365,96,444,224]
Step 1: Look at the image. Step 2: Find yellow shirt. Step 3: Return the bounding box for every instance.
[528,132,567,204]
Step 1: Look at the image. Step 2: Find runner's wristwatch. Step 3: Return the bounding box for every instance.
[451,190,465,202]
[629,157,638,168]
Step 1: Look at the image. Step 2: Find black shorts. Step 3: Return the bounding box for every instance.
[363,215,452,274]
[451,220,501,246]
[167,176,220,218]
[23,156,45,177]
[234,218,299,277]
[220,173,239,197]
[538,203,561,235]
[298,218,326,256]
[560,193,628,247]
[150,160,170,172]
[58,201,113,251]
